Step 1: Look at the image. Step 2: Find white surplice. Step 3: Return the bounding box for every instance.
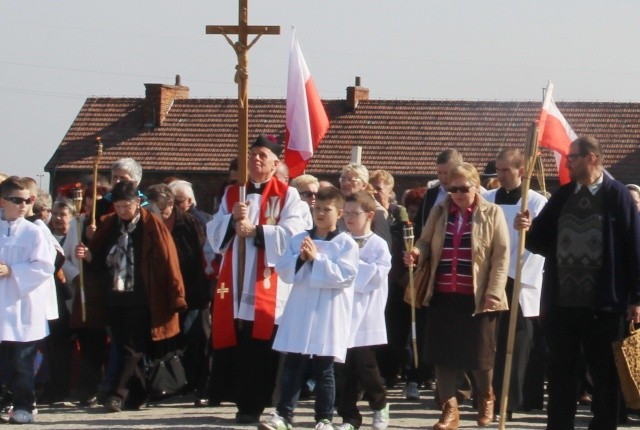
[484,188,547,317]
[349,233,392,348]
[0,213,55,341]
[273,231,359,363]
[207,180,306,323]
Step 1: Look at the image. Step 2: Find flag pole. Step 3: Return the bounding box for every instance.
[498,122,539,430]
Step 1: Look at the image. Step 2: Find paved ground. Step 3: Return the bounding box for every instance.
[18,385,640,429]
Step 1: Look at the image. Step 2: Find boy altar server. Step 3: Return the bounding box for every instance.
[260,186,359,430]
[335,191,392,430]
[0,177,55,424]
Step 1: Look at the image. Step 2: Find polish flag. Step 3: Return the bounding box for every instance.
[538,83,578,185]
[284,31,330,178]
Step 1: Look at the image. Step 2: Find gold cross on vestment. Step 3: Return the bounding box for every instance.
[217,283,229,299]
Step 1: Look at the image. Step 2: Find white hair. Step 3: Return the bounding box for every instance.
[168,179,197,206]
[112,158,143,185]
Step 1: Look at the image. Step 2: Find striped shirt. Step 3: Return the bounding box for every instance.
[435,203,474,295]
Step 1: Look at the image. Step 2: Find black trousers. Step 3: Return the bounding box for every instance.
[75,327,108,400]
[544,307,625,430]
[335,346,387,428]
[108,305,151,407]
[493,278,534,412]
[43,316,75,402]
[209,321,279,416]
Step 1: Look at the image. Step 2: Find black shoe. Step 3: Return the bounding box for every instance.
[104,396,122,413]
[235,412,259,424]
[194,398,209,407]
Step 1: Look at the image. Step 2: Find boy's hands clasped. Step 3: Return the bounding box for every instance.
[299,236,317,261]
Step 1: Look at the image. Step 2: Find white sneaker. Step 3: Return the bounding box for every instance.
[372,403,389,430]
[404,382,420,400]
[334,424,355,430]
[315,419,334,430]
[258,412,292,430]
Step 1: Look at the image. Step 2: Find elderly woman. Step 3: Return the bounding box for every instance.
[146,183,211,402]
[76,180,186,412]
[338,163,392,248]
[404,162,509,430]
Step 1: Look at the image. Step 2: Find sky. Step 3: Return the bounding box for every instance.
[2,1,640,191]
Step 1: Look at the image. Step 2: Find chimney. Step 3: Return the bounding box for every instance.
[346,76,369,111]
[143,75,189,128]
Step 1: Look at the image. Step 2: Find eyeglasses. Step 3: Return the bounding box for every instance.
[343,211,366,217]
[300,191,317,199]
[2,196,33,205]
[447,186,473,194]
[566,153,586,162]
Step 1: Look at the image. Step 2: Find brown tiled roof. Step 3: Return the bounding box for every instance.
[46,97,640,184]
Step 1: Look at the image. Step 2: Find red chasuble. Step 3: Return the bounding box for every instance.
[212,178,289,349]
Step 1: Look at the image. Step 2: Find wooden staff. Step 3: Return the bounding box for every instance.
[403,222,419,368]
[91,137,103,227]
[73,186,87,322]
[498,122,539,429]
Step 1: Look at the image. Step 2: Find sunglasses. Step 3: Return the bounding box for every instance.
[447,186,473,194]
[300,191,317,199]
[2,196,33,205]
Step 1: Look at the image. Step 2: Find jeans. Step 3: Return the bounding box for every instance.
[277,353,335,423]
[4,340,38,412]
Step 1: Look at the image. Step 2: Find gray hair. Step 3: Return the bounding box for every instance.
[53,197,77,217]
[340,163,369,183]
[168,180,197,206]
[290,174,319,192]
[33,190,52,211]
[112,158,143,185]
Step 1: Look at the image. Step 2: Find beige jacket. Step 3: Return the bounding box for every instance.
[413,194,510,315]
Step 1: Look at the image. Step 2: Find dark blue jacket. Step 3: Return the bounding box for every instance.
[526,175,640,314]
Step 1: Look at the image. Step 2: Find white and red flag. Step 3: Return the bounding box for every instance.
[537,83,578,185]
[284,30,330,178]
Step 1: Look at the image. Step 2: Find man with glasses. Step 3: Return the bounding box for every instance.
[515,136,640,430]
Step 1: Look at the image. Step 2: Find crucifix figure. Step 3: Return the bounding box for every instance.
[206,0,279,304]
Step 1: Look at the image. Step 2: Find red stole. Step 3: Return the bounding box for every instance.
[211,178,289,349]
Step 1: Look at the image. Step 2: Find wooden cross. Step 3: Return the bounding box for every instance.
[206,1,280,306]
[216,283,230,300]
[206,0,280,186]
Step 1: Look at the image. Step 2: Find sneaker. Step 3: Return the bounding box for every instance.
[258,412,293,430]
[0,405,12,423]
[403,382,420,400]
[372,403,390,430]
[334,424,355,430]
[9,409,34,424]
[104,396,122,413]
[314,419,334,430]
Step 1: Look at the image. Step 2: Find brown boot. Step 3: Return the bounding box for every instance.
[433,397,459,430]
[477,390,496,426]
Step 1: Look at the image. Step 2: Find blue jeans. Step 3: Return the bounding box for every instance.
[277,353,334,423]
[4,341,38,412]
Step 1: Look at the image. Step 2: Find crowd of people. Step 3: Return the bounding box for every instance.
[0,133,638,430]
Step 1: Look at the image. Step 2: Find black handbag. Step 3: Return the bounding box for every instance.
[146,351,188,400]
